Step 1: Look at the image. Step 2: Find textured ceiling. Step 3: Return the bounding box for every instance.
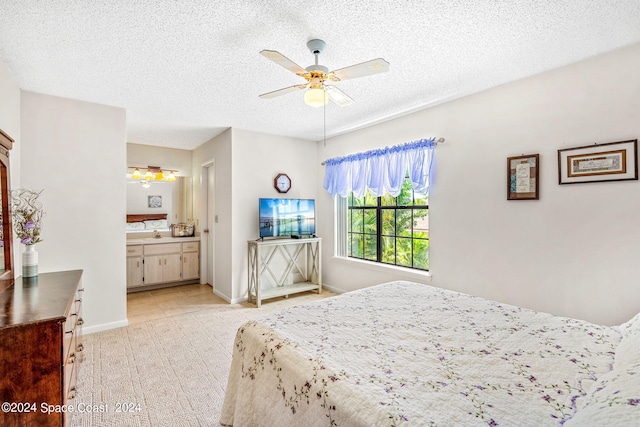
[1,1,640,150]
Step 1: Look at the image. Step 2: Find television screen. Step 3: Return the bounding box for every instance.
[259,198,316,238]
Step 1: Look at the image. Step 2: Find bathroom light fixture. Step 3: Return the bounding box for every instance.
[127,166,179,186]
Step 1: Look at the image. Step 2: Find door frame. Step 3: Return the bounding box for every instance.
[200,159,215,289]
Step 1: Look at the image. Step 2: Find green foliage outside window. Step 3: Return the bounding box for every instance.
[348,177,429,270]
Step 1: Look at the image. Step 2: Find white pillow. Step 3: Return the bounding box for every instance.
[617,311,640,334]
[613,311,640,369]
[126,222,146,231]
[143,219,168,230]
[565,363,640,426]
[566,312,640,426]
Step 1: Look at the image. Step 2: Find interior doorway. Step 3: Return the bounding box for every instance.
[201,161,215,289]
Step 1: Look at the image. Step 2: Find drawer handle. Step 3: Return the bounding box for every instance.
[77,318,84,326]
[68,387,77,400]
[77,344,84,352]
[69,353,76,364]
[75,298,81,303]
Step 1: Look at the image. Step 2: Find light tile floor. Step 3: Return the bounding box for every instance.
[127,283,227,325]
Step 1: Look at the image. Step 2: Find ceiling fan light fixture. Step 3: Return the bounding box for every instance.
[259,39,388,106]
[304,86,329,107]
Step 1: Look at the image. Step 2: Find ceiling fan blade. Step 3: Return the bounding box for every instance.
[259,84,308,99]
[260,50,307,75]
[328,58,390,81]
[325,85,354,107]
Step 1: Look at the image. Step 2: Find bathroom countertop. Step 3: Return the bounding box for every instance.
[126,236,200,245]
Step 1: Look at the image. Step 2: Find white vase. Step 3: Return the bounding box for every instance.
[22,244,38,278]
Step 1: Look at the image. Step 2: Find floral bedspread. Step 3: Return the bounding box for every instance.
[220,281,622,426]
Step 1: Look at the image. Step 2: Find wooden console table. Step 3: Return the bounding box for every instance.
[248,238,322,307]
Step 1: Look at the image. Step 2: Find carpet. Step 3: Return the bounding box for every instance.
[71,291,334,426]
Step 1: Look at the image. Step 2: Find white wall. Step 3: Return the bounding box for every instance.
[21,91,127,332]
[230,128,318,302]
[318,43,640,326]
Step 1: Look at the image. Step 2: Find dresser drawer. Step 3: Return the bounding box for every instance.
[63,323,75,363]
[63,286,83,368]
[64,314,78,362]
[63,332,78,395]
[75,287,84,363]
[144,242,181,255]
[74,295,82,315]
[127,245,143,256]
[64,357,78,405]
[182,241,199,252]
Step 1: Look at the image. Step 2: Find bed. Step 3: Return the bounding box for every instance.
[220,281,639,426]
[125,213,170,232]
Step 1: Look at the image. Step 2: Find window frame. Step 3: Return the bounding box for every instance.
[341,181,430,272]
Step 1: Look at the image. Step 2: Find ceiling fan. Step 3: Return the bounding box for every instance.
[259,39,390,107]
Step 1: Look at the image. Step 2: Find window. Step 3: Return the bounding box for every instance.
[346,176,429,271]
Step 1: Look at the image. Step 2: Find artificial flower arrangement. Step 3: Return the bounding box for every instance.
[11,188,44,245]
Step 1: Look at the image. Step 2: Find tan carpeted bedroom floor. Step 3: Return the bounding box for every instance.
[71,284,335,426]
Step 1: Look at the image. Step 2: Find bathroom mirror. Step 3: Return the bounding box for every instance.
[126,176,193,233]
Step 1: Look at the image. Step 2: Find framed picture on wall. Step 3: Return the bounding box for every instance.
[558,139,638,184]
[507,154,539,200]
[148,195,162,208]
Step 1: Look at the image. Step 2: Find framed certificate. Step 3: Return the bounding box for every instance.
[558,139,637,184]
[507,154,539,200]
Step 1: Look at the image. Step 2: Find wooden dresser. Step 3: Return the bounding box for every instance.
[0,270,84,427]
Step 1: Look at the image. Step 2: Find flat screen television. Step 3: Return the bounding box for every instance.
[259,198,316,238]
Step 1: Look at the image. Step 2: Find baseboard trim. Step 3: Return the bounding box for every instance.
[83,319,129,335]
[322,283,345,294]
[213,288,231,303]
[211,288,249,304]
[230,295,249,304]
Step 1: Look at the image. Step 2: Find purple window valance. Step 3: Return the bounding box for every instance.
[323,137,436,198]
